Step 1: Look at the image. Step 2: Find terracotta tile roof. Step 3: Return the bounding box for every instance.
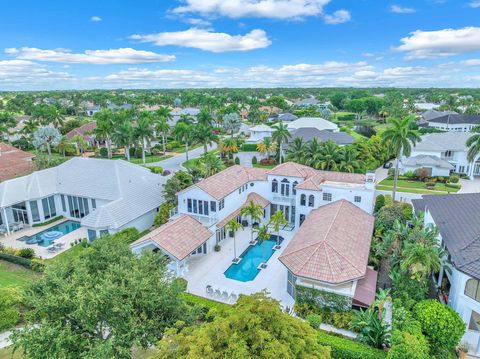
[295,174,325,191]
[353,267,378,308]
[66,121,97,141]
[216,192,270,228]
[279,200,374,284]
[192,165,268,200]
[267,162,318,178]
[131,215,213,260]
[296,171,365,191]
[0,143,35,182]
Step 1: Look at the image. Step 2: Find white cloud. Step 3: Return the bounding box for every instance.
[467,1,480,8]
[396,27,480,59]
[129,28,271,52]
[172,0,331,20]
[323,10,351,24]
[183,17,211,26]
[90,16,102,22]
[5,47,175,64]
[390,5,416,13]
[461,59,480,66]
[0,60,71,89]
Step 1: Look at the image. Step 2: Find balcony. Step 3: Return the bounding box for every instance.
[169,207,218,227]
[272,196,296,205]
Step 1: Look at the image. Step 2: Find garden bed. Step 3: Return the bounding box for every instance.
[378,178,460,194]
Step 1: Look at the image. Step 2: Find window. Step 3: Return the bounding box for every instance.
[61,195,66,212]
[210,201,216,212]
[272,179,278,193]
[465,279,480,302]
[91,198,97,209]
[100,230,109,237]
[281,178,290,196]
[299,214,306,226]
[203,201,209,215]
[238,188,241,194]
[29,201,40,222]
[42,196,56,220]
[308,195,315,207]
[67,195,90,219]
[354,196,362,203]
[323,192,332,202]
[193,199,198,213]
[199,200,203,215]
[187,199,192,213]
[300,194,306,206]
[292,181,298,195]
[470,311,480,331]
[87,229,97,241]
[219,199,225,210]
[250,183,254,187]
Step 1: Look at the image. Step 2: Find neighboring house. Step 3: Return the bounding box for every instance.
[246,124,274,144]
[169,107,200,126]
[399,132,478,178]
[84,105,100,117]
[107,103,133,111]
[0,158,165,238]
[287,117,339,133]
[131,162,376,307]
[278,112,298,122]
[421,109,457,123]
[415,103,440,111]
[0,142,35,182]
[413,194,480,356]
[66,121,97,146]
[5,115,30,142]
[427,114,480,132]
[289,127,354,146]
[294,98,319,107]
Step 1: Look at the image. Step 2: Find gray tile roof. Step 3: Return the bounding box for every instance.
[429,114,480,125]
[0,158,165,230]
[278,112,298,121]
[413,194,480,280]
[414,132,473,152]
[422,109,457,122]
[290,127,354,145]
[402,155,454,169]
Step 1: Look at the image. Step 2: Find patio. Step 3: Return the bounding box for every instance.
[183,226,296,308]
[1,218,87,259]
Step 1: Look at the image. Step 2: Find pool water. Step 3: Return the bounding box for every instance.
[224,235,282,282]
[24,221,81,247]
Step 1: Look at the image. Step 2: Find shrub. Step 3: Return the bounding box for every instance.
[0,252,32,269]
[30,258,45,272]
[437,176,445,183]
[306,313,322,328]
[414,300,466,351]
[317,331,387,359]
[0,288,22,331]
[375,205,407,232]
[149,166,163,174]
[18,248,35,259]
[214,244,221,252]
[252,156,258,165]
[414,168,430,181]
[241,143,258,151]
[425,182,435,189]
[234,157,240,165]
[404,171,415,179]
[154,203,174,227]
[449,175,459,183]
[295,285,352,312]
[387,330,430,359]
[99,147,108,158]
[445,183,461,189]
[374,194,386,213]
[388,168,395,176]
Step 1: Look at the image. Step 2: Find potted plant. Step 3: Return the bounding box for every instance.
[214,244,221,252]
[458,342,469,359]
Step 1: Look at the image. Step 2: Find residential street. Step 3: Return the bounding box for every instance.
[147,144,217,172]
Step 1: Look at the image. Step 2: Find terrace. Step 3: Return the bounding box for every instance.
[183,226,296,308]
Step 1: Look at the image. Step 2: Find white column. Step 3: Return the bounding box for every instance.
[3,207,10,235]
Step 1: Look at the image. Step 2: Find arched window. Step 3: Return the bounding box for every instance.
[271,179,278,193]
[465,278,480,302]
[300,194,306,206]
[292,181,298,195]
[281,178,290,196]
[308,195,315,207]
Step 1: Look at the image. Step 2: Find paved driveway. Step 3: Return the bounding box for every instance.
[459,178,480,193]
[147,144,217,172]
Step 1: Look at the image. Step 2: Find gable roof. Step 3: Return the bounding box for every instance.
[413,194,480,280]
[402,155,454,169]
[290,127,355,145]
[250,124,274,132]
[131,215,213,260]
[279,200,374,284]
[0,143,35,183]
[267,162,318,178]
[414,132,473,152]
[287,117,338,132]
[429,114,480,125]
[278,112,298,121]
[66,122,96,141]
[422,109,457,122]
[216,192,270,229]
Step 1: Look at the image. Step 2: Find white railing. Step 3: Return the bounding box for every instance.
[272,196,296,205]
[169,207,218,227]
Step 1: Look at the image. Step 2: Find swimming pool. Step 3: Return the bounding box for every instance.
[224,235,283,282]
[22,220,81,247]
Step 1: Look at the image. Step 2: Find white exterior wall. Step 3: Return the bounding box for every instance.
[428,121,474,132]
[401,148,472,176]
[247,130,273,144]
[401,165,451,177]
[296,276,357,298]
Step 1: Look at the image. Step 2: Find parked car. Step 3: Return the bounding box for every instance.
[383,162,393,169]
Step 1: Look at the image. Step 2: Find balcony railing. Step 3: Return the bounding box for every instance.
[169,207,218,227]
[272,196,296,205]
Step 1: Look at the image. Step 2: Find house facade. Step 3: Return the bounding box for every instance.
[399,132,478,178]
[131,162,377,307]
[246,124,274,144]
[0,158,165,239]
[413,194,480,355]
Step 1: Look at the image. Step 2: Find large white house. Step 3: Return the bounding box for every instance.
[246,124,275,144]
[399,132,478,178]
[413,194,480,355]
[426,114,480,132]
[287,117,339,133]
[131,162,377,308]
[0,158,165,239]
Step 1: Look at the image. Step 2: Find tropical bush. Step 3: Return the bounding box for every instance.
[0,288,22,331]
[252,155,258,165]
[234,156,240,165]
[149,165,163,174]
[317,331,386,359]
[387,330,430,359]
[18,248,35,259]
[295,285,352,312]
[306,313,322,328]
[374,194,386,213]
[414,300,465,352]
[449,174,459,183]
[99,147,108,158]
[154,203,174,227]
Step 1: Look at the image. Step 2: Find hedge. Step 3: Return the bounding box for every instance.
[32,215,64,227]
[0,252,33,268]
[296,285,352,311]
[241,143,258,152]
[317,331,387,359]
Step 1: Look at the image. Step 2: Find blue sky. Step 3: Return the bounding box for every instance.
[1,0,480,90]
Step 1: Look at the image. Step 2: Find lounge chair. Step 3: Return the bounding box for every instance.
[229,292,238,303]
[206,285,214,297]
[221,288,229,301]
[214,288,222,298]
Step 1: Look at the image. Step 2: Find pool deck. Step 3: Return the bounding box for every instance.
[0,218,87,259]
[184,227,296,309]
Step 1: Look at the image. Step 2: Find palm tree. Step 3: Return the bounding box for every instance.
[400,242,442,281]
[286,137,306,163]
[219,137,238,159]
[240,201,264,244]
[256,137,277,160]
[272,122,291,164]
[0,111,16,141]
[178,113,193,125]
[199,151,225,177]
[195,125,218,153]
[225,219,243,262]
[71,135,87,156]
[153,107,172,156]
[197,108,214,127]
[93,109,114,159]
[135,111,154,165]
[223,113,241,138]
[255,224,271,265]
[173,122,192,161]
[339,146,360,173]
[467,129,480,165]
[269,210,288,248]
[112,113,134,161]
[381,116,421,202]
[374,288,391,319]
[21,118,39,140]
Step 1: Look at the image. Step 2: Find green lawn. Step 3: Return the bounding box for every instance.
[0,346,158,359]
[106,154,172,164]
[45,244,88,266]
[0,347,23,359]
[378,178,461,194]
[0,260,39,289]
[253,163,276,169]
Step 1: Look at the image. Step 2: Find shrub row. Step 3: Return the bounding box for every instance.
[241,143,258,152]
[317,331,387,359]
[295,302,354,330]
[0,252,45,272]
[32,215,64,227]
